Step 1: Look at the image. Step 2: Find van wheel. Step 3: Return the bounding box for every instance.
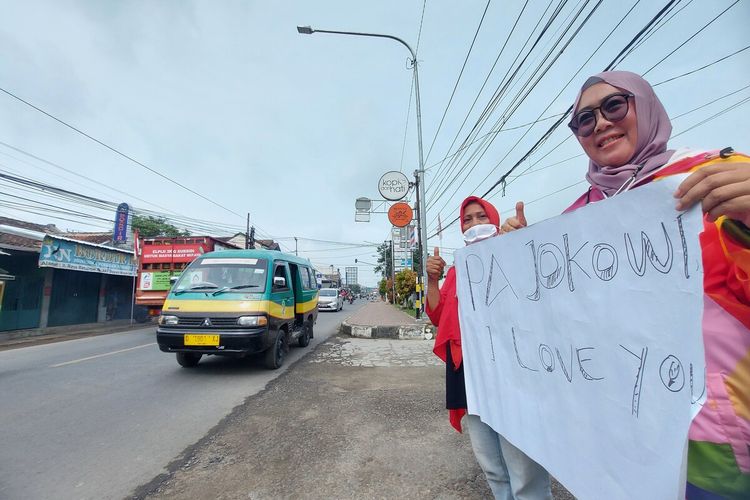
[264,331,285,370]
[298,323,311,348]
[176,352,202,367]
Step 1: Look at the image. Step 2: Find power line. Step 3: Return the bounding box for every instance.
[424,0,492,163]
[652,44,750,87]
[427,0,607,223]
[0,139,192,217]
[426,0,605,209]
[425,0,536,187]
[398,73,415,173]
[426,0,567,202]
[616,0,690,63]
[0,86,243,218]
[487,90,750,224]
[415,0,428,56]
[428,0,685,237]
[642,0,740,76]
[672,94,750,139]
[423,112,565,171]
[670,82,750,120]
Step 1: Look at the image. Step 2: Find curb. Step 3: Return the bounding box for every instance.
[340,320,434,340]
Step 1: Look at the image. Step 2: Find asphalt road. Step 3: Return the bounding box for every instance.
[0,302,362,500]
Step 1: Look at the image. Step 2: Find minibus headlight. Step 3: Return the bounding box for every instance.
[237,315,268,327]
[159,315,179,326]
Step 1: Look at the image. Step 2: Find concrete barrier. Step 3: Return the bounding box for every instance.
[340,321,434,340]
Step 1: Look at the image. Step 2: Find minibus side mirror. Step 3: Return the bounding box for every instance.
[169,276,179,285]
[273,276,286,288]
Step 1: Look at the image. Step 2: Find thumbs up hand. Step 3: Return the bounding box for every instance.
[500,201,528,234]
[426,246,446,282]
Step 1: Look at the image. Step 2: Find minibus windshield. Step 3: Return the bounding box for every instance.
[174,258,268,294]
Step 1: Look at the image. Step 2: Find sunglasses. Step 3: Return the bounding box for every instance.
[568,93,634,137]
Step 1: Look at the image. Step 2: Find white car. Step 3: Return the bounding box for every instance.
[317,288,343,311]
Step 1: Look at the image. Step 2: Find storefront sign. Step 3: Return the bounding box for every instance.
[141,244,205,263]
[388,202,413,227]
[39,236,136,276]
[378,171,409,201]
[113,203,130,243]
[139,271,173,291]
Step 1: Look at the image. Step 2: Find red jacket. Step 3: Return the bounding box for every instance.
[426,266,467,432]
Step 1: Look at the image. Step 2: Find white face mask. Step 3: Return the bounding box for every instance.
[463,224,498,245]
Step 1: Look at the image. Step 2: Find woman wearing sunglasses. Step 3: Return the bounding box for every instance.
[502,71,750,499]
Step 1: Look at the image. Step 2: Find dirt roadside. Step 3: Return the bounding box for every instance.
[130,335,573,500]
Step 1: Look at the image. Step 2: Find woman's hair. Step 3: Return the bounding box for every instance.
[460,196,500,229]
[573,71,674,196]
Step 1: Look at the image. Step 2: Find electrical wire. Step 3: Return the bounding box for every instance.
[0,86,244,219]
[427,0,687,237]
[642,0,740,76]
[425,0,537,186]
[427,0,607,224]
[652,44,750,87]
[424,0,493,163]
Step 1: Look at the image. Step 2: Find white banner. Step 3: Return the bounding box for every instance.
[454,176,705,500]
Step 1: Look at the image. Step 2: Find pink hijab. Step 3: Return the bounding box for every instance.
[573,71,674,196]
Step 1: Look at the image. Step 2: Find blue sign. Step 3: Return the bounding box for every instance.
[39,236,136,276]
[113,203,130,242]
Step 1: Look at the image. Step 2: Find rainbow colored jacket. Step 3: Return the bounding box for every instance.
[566,150,750,499]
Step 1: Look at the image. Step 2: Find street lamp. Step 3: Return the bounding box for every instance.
[297,25,428,319]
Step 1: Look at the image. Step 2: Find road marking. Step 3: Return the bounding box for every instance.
[50,343,157,368]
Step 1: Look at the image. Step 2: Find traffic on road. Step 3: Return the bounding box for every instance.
[0,302,359,500]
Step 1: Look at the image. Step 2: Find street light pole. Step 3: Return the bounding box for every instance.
[297,25,428,318]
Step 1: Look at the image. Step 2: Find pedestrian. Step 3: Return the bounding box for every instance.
[426,195,552,500]
[502,70,750,499]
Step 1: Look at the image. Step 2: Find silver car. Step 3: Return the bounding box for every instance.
[317,288,343,311]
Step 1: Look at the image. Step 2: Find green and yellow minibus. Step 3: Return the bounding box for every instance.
[156,249,318,369]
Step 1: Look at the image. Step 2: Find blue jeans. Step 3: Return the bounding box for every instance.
[464,414,552,500]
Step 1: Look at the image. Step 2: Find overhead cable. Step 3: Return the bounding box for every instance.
[0,86,243,218]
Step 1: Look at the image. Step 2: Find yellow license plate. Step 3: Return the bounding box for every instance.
[184,334,220,346]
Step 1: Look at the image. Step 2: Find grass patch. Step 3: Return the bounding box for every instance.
[397,305,418,318]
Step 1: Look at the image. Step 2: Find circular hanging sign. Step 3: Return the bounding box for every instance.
[388,202,413,227]
[378,171,410,201]
[355,197,372,211]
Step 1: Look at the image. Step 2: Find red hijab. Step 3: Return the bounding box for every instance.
[433,196,501,368]
[430,196,501,432]
[460,196,501,231]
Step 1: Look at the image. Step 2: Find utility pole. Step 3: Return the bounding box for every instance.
[390,239,396,305]
[294,236,298,256]
[413,172,423,318]
[246,213,251,249]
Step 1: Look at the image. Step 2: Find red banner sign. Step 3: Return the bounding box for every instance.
[141,244,205,263]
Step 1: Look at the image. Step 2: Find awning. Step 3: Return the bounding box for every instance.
[0,266,15,280]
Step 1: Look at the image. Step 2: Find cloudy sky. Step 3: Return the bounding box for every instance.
[0,0,747,286]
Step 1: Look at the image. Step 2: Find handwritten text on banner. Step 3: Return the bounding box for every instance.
[454,176,705,500]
